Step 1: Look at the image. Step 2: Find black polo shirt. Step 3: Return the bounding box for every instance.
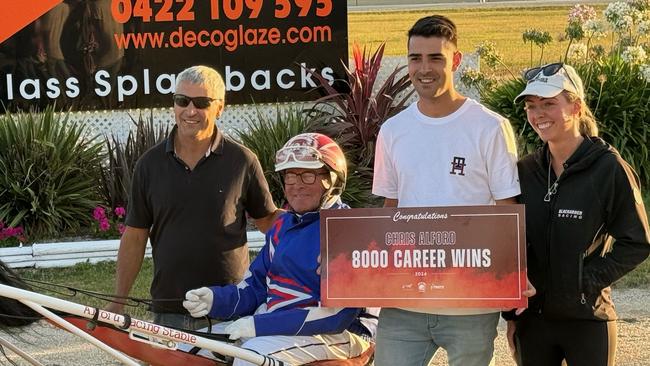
[126,126,276,313]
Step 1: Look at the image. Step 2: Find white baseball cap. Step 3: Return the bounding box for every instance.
[515,63,584,103]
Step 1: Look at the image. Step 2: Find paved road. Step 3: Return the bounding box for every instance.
[1,288,648,365]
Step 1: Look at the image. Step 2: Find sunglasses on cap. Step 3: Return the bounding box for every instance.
[173,94,217,109]
[523,62,579,92]
[275,145,322,165]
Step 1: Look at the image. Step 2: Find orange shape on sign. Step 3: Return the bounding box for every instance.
[0,0,63,43]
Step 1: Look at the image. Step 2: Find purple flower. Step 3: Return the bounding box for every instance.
[93,206,106,221]
[0,225,25,242]
[114,206,126,218]
[568,4,596,23]
[99,219,111,232]
[117,223,126,235]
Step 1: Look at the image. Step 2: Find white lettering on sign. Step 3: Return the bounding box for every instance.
[3,63,331,103]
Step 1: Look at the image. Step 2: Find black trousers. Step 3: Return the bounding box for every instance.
[514,313,616,366]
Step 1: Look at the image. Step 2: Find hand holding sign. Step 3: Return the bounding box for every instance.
[516,278,536,315]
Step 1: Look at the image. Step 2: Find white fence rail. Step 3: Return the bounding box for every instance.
[0,231,265,269]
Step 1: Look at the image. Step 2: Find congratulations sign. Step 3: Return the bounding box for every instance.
[320,205,527,308]
[0,0,347,111]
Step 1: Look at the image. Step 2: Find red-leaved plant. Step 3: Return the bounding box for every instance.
[307,43,414,206]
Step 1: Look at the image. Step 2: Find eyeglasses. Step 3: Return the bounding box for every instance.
[523,62,579,92]
[173,94,217,109]
[275,146,322,166]
[283,171,329,185]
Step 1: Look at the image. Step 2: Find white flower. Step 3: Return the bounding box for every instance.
[460,67,482,81]
[475,41,502,68]
[568,43,589,60]
[605,2,634,31]
[626,0,650,12]
[622,45,648,64]
[583,19,608,38]
[617,14,635,30]
[642,9,650,22]
[605,1,631,18]
[640,64,650,82]
[629,8,645,22]
[639,20,650,34]
[459,67,492,90]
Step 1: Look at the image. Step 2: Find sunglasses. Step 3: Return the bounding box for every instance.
[173,94,217,109]
[523,62,579,92]
[283,171,329,185]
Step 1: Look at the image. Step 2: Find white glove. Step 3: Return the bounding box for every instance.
[183,287,214,318]
[225,317,256,340]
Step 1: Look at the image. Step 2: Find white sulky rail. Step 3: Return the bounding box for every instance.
[0,284,289,366]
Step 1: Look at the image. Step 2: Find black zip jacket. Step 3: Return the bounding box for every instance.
[509,137,650,321]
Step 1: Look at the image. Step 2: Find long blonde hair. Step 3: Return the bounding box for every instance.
[564,91,599,137]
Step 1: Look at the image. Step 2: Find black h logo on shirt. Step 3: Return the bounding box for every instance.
[450,157,466,176]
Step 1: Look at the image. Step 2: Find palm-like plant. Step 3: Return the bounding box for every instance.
[580,57,650,184]
[480,78,535,155]
[235,104,317,206]
[100,111,170,210]
[0,107,104,241]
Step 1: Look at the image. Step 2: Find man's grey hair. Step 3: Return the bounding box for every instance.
[175,65,226,101]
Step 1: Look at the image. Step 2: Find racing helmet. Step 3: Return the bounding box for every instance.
[275,133,347,204]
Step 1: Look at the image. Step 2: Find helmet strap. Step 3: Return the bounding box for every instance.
[319,171,341,209]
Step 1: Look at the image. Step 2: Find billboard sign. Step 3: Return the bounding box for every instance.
[0,0,348,111]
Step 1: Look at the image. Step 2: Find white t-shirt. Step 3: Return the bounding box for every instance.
[372,98,521,315]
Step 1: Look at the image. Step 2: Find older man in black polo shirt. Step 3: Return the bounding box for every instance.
[106,65,279,330]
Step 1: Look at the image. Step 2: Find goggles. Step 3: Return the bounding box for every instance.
[173,94,217,109]
[275,145,322,166]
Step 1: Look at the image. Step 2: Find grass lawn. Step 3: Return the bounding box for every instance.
[348,5,608,72]
[17,260,154,320]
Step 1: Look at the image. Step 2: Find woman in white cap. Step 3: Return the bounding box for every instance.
[503,63,650,365]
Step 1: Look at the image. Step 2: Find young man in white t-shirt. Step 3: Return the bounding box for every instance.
[372,15,529,366]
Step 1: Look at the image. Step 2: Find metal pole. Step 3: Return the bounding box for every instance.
[0,336,46,366]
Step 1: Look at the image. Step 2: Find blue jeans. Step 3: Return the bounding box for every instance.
[375,308,499,366]
[153,312,211,331]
